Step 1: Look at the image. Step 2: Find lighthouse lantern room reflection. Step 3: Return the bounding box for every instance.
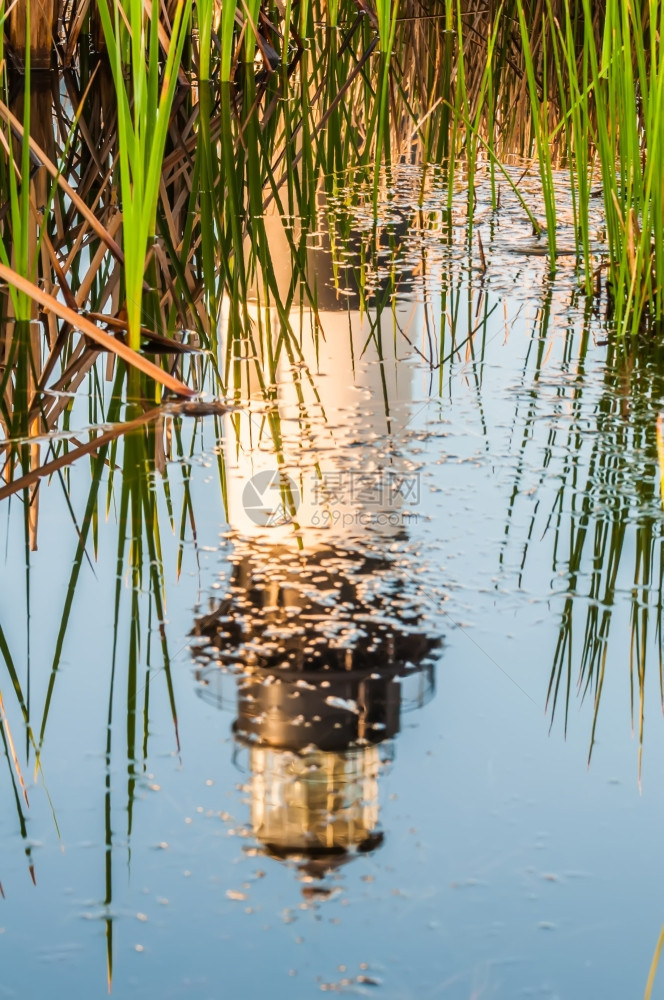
[194,541,439,875]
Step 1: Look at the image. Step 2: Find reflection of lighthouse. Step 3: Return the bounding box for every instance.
[194,193,439,875]
[220,192,423,547]
[192,542,439,875]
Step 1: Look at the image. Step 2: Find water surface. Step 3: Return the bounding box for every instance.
[1,163,663,999]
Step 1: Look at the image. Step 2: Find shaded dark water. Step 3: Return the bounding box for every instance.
[2,163,664,998]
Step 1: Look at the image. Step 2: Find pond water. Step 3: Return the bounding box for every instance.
[2,162,664,999]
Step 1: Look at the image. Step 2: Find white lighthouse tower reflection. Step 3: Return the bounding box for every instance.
[191,204,442,878]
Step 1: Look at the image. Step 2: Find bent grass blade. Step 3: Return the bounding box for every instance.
[645,924,664,1000]
[0,263,196,396]
[0,406,165,502]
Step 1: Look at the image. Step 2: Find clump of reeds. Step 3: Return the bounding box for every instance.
[510,0,664,334]
[2,0,664,523]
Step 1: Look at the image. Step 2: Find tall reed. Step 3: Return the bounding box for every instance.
[96,0,192,352]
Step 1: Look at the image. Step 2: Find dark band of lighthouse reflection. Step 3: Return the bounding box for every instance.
[191,537,441,878]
